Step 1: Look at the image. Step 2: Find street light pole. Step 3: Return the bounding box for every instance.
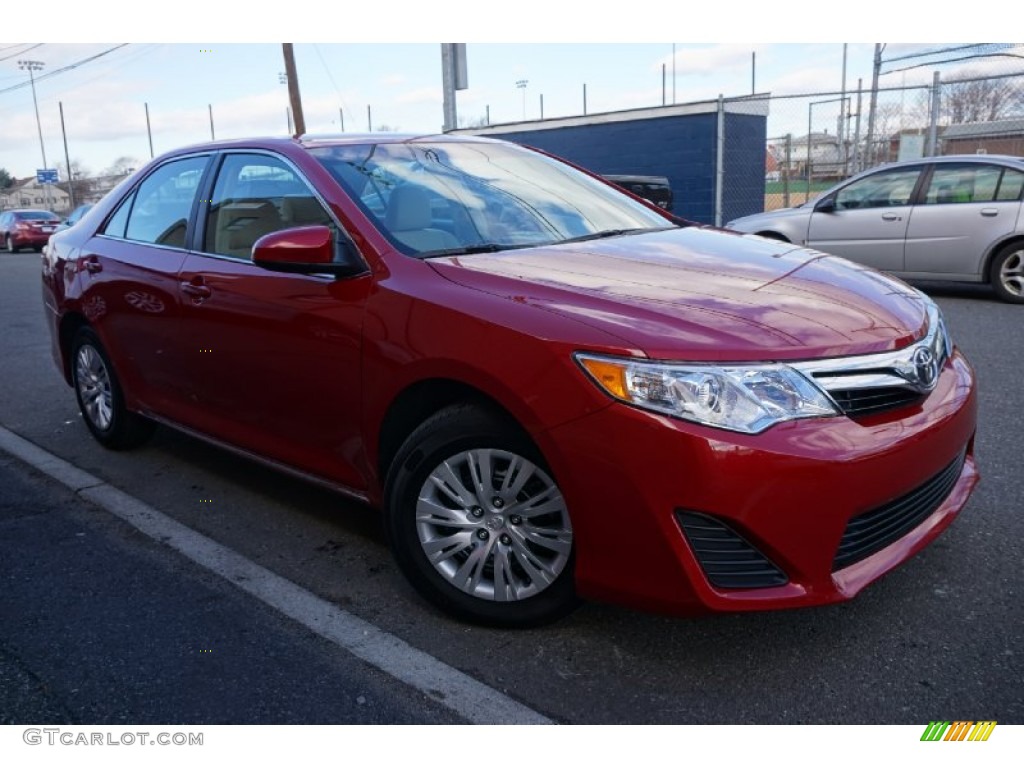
[516,79,528,121]
[279,72,293,134]
[19,59,50,209]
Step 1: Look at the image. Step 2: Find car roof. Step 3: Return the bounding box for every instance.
[154,132,509,159]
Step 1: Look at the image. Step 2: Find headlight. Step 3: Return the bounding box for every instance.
[575,354,838,434]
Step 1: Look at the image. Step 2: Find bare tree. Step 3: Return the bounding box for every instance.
[66,159,94,204]
[104,156,141,177]
[941,71,1022,125]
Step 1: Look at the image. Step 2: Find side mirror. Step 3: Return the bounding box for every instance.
[814,197,836,213]
[252,225,365,278]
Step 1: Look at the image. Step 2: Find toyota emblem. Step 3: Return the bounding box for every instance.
[913,347,938,390]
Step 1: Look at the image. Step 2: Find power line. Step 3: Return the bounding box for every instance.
[0,45,130,97]
[0,43,42,63]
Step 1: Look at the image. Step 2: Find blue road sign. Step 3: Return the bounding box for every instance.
[36,168,59,184]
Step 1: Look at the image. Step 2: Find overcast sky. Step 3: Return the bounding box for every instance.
[0,3,1016,183]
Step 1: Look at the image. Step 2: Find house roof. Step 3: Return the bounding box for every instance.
[943,117,1024,139]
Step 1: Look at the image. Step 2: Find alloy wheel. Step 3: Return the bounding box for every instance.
[75,344,113,431]
[415,448,573,602]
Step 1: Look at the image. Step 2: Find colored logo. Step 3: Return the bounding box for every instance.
[920,721,997,741]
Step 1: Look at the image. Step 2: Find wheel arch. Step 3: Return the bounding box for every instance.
[376,377,527,491]
[57,312,90,385]
[982,234,1024,278]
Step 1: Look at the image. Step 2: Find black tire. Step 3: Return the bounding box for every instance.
[70,327,155,449]
[990,243,1024,304]
[5,235,16,253]
[384,404,580,627]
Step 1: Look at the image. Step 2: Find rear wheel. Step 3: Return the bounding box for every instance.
[990,244,1024,304]
[385,404,579,627]
[71,328,155,449]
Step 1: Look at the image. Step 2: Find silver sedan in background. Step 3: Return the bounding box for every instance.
[727,155,1024,303]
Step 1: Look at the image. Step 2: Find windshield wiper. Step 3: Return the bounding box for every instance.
[417,243,508,258]
[556,226,676,245]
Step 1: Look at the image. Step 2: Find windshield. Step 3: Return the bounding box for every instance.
[310,140,675,256]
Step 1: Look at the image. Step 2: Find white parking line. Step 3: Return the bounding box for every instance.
[0,425,553,725]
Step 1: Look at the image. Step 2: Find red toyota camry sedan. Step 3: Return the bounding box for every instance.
[41,134,978,626]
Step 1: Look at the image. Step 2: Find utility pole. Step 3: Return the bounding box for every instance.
[279,72,293,134]
[281,44,306,136]
[145,102,154,158]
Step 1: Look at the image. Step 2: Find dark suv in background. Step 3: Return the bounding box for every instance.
[603,174,674,211]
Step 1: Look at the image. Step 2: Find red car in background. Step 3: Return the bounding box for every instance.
[1,209,60,252]
[41,134,978,627]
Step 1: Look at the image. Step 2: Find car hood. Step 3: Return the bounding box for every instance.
[727,205,812,229]
[427,227,928,361]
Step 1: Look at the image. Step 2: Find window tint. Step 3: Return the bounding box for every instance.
[834,168,922,210]
[204,153,333,260]
[923,164,1004,205]
[122,156,208,247]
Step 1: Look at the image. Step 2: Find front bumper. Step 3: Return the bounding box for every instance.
[539,349,978,615]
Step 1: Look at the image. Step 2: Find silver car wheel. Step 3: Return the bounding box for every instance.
[75,344,113,431]
[416,448,573,602]
[999,248,1024,297]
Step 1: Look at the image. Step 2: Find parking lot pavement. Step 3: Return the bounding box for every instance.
[0,450,460,725]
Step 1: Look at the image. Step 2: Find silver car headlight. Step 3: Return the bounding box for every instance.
[575,354,838,434]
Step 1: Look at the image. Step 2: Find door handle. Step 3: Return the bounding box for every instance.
[980,208,998,217]
[180,280,212,300]
[881,213,902,222]
[83,256,102,274]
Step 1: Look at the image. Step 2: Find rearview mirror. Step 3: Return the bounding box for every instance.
[252,225,365,278]
[814,197,836,213]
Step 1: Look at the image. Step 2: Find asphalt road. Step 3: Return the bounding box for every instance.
[0,251,1021,724]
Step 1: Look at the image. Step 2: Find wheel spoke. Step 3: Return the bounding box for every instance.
[415,496,476,528]
[466,449,495,499]
[420,531,473,564]
[513,524,573,556]
[452,540,492,594]
[429,460,477,508]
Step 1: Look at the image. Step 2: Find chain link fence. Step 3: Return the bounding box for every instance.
[718,46,1024,222]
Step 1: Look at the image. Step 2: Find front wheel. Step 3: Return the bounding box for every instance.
[5,235,16,253]
[71,328,155,449]
[991,244,1024,304]
[384,404,579,627]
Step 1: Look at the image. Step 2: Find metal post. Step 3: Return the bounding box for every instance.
[516,79,528,120]
[286,107,293,135]
[208,104,215,140]
[926,71,941,156]
[539,94,544,120]
[853,78,863,173]
[662,64,666,105]
[839,43,848,175]
[19,60,49,210]
[486,105,490,125]
[752,51,756,94]
[367,104,372,132]
[715,94,725,227]
[806,104,813,200]
[441,43,456,132]
[59,101,74,209]
[783,134,792,209]
[145,102,154,158]
[865,43,882,169]
[339,108,344,132]
[583,83,587,116]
